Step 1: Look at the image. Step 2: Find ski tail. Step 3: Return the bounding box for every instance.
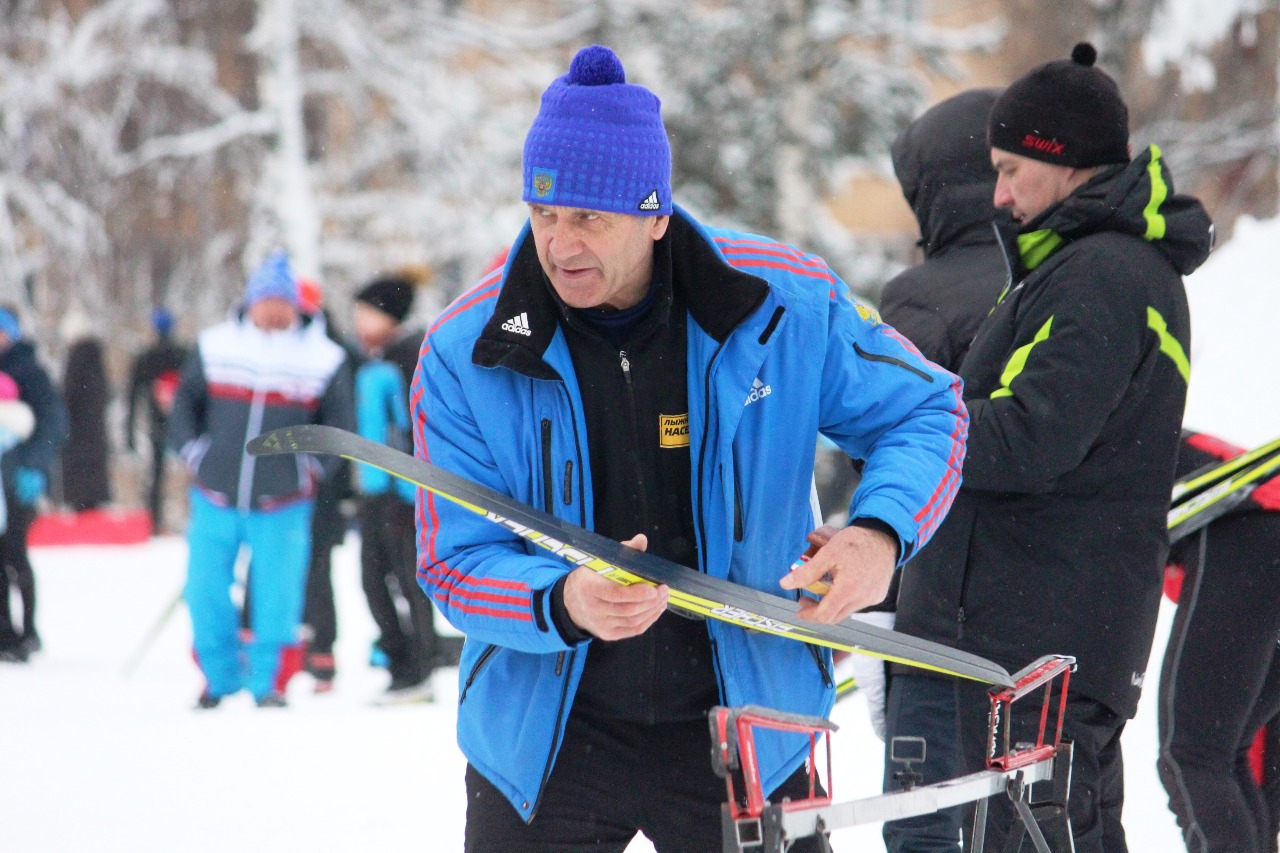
[1171,434,1280,505]
[1168,449,1280,543]
[247,425,1014,687]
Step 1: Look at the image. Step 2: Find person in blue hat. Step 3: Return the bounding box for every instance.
[0,306,68,662]
[126,307,190,533]
[167,252,354,708]
[411,46,969,852]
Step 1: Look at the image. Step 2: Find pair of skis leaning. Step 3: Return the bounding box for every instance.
[1168,434,1280,543]
[248,425,1014,687]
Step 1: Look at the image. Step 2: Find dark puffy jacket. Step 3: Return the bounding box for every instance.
[880,89,1008,373]
[0,340,68,482]
[168,311,354,511]
[896,145,1213,718]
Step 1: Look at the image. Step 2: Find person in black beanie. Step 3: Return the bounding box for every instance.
[351,274,442,704]
[891,43,1213,853]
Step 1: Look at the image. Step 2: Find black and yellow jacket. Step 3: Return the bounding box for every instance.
[896,145,1213,718]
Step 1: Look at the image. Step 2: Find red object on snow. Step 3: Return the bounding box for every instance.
[28,508,152,546]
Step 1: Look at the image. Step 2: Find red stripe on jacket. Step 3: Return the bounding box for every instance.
[914,378,967,543]
[206,382,320,410]
[723,256,837,285]
[714,237,827,270]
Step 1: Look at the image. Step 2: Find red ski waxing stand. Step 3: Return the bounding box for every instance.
[711,655,1076,853]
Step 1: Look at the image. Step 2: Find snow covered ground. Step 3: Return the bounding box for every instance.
[0,533,1181,852]
[3,217,1274,852]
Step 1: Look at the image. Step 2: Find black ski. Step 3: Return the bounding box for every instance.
[1171,435,1280,506]
[247,425,1014,687]
[1169,446,1280,543]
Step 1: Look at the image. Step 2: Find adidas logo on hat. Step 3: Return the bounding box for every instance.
[637,190,661,212]
[501,312,532,336]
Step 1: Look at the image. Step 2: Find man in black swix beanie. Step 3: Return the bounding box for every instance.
[892,44,1214,853]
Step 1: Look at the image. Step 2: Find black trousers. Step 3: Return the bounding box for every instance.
[1158,517,1280,853]
[0,496,38,644]
[465,711,831,853]
[883,672,1128,853]
[302,545,337,655]
[146,429,167,531]
[359,494,437,684]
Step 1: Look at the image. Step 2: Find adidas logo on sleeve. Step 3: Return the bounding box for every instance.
[501,312,532,336]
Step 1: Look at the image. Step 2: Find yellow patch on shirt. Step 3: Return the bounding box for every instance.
[855,302,882,325]
[659,413,690,448]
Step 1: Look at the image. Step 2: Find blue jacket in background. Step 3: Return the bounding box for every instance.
[355,358,416,503]
[412,207,968,820]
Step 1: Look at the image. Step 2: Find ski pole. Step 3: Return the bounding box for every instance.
[121,586,185,678]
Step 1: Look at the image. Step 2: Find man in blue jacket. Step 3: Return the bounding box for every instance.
[412,45,968,852]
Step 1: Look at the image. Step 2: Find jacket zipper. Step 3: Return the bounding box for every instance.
[732,457,744,543]
[540,419,555,511]
[694,341,729,572]
[563,461,573,505]
[530,378,586,818]
[237,388,267,510]
[618,350,651,524]
[530,649,576,818]
[458,643,499,705]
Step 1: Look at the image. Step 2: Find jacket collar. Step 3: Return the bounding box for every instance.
[996,145,1214,280]
[472,209,769,377]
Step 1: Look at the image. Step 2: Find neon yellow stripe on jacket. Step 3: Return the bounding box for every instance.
[992,316,1054,399]
[1147,306,1190,383]
[1144,144,1168,241]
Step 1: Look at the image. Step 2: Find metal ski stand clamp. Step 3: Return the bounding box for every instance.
[711,655,1075,853]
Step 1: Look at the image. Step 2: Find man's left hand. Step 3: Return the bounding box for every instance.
[779,523,897,623]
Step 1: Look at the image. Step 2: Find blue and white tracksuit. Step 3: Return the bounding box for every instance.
[169,312,353,699]
[412,207,968,819]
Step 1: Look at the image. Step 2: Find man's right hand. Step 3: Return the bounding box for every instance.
[562,533,668,641]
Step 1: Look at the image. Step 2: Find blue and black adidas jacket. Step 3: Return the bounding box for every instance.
[411,206,968,821]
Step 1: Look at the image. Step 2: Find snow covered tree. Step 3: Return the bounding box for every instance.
[576,0,999,295]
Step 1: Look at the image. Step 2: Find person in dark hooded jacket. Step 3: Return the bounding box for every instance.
[0,307,69,661]
[876,87,1010,853]
[880,87,1006,374]
[892,44,1213,853]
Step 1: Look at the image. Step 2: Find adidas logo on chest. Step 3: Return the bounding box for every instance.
[502,312,532,336]
[744,377,772,406]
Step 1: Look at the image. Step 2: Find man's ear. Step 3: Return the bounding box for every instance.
[650,215,670,241]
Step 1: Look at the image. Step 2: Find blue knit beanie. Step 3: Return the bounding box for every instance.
[244,250,299,307]
[0,308,20,342]
[522,45,672,217]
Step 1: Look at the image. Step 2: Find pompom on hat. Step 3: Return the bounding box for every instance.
[296,277,323,315]
[522,45,672,217]
[151,307,175,336]
[988,42,1130,169]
